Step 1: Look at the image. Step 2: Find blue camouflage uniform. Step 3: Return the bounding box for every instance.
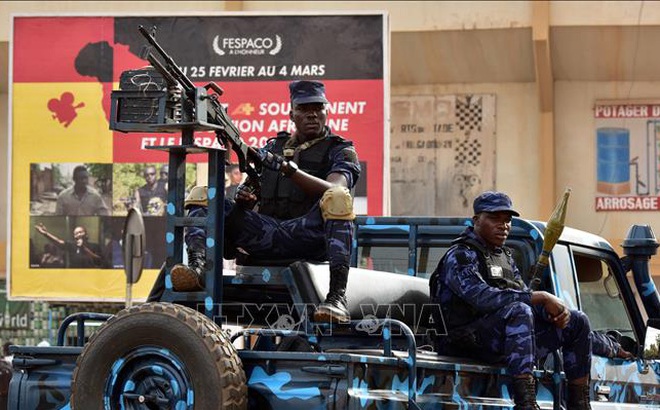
[185,127,360,272]
[431,226,593,380]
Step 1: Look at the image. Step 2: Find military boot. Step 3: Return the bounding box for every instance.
[171,242,206,291]
[511,375,540,410]
[313,266,350,323]
[567,383,592,410]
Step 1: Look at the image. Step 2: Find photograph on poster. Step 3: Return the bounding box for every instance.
[111,163,197,216]
[30,163,112,217]
[30,216,105,269]
[100,216,127,269]
[98,216,167,270]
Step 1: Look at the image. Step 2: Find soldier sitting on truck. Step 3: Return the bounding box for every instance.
[148,80,360,324]
[430,191,631,410]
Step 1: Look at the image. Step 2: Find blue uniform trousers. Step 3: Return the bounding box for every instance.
[186,200,353,271]
[441,302,592,380]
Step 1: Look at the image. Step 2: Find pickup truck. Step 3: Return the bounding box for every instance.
[7,215,660,409]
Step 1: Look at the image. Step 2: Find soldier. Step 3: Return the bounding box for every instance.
[149,80,360,323]
[430,191,631,410]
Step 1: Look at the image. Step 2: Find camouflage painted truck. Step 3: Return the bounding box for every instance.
[8,27,660,410]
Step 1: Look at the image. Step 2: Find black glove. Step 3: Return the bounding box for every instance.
[234,177,260,209]
[256,148,285,172]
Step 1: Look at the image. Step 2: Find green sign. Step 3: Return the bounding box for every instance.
[0,290,31,329]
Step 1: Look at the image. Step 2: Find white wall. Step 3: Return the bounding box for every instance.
[551,1,657,26]
[241,1,532,32]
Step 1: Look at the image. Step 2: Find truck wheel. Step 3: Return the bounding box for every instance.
[70,302,246,409]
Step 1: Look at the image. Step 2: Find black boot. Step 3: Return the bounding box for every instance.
[313,266,350,323]
[567,383,592,410]
[511,375,540,410]
[171,243,206,291]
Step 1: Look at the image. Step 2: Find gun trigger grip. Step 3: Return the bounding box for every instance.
[204,82,224,96]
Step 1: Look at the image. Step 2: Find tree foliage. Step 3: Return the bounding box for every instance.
[643,332,660,360]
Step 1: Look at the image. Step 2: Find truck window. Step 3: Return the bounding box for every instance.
[358,245,405,273]
[357,242,530,280]
[574,253,634,337]
[550,244,578,309]
[357,246,449,278]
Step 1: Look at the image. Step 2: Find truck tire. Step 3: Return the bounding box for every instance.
[70,302,246,409]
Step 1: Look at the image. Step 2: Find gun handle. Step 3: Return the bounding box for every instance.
[529,261,547,291]
[204,82,224,97]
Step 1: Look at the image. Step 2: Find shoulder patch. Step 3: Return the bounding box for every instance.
[340,147,358,164]
[451,245,479,265]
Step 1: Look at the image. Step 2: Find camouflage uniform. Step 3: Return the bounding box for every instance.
[185,201,352,267]
[431,227,592,380]
[184,128,359,272]
[591,330,626,358]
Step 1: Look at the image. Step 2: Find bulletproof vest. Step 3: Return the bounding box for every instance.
[435,237,523,330]
[259,131,344,219]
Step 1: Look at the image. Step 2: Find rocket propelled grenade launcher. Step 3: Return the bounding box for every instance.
[529,188,571,290]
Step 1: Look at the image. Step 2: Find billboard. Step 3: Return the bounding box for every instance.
[594,101,660,211]
[10,13,388,300]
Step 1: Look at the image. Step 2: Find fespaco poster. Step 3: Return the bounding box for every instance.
[10,14,388,300]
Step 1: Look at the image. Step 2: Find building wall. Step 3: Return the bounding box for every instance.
[392,82,541,217]
[238,1,533,31]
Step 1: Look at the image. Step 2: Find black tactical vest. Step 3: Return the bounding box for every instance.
[435,237,524,329]
[259,131,346,219]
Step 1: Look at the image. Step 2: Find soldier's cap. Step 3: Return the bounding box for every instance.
[289,80,329,105]
[473,191,520,216]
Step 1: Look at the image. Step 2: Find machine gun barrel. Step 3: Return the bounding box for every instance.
[138,25,195,92]
[139,47,179,86]
[529,188,571,291]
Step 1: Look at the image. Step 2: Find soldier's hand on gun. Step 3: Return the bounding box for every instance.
[235,177,260,209]
[256,148,285,171]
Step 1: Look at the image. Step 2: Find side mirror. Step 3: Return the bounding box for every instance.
[122,208,145,308]
[643,318,660,360]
